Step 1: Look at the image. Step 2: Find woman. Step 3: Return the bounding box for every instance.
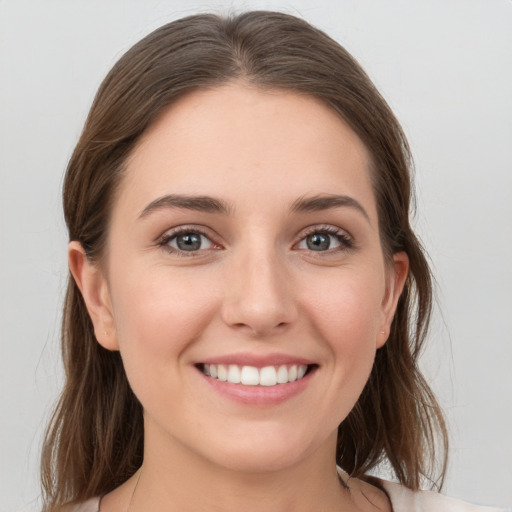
[40,11,503,512]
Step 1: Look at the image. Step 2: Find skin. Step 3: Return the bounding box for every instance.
[70,83,408,511]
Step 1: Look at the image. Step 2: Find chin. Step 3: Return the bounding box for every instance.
[199,425,331,474]
[213,447,305,474]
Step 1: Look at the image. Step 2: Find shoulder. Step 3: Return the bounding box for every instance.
[61,497,101,512]
[380,479,508,512]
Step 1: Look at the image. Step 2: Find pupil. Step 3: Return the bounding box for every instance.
[307,233,330,251]
[177,233,201,251]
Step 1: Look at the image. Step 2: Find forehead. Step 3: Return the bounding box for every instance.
[119,84,376,220]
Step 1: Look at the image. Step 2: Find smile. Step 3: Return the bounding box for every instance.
[201,364,309,386]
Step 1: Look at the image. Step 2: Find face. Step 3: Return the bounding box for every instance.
[72,84,408,474]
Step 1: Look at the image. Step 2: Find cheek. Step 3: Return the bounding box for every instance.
[108,268,223,418]
[304,269,384,366]
[109,268,219,363]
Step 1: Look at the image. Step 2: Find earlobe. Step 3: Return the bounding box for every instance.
[68,241,119,351]
[377,251,409,348]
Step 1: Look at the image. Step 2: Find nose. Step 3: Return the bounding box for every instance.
[221,246,298,337]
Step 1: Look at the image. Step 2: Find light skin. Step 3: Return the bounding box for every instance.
[69,83,408,511]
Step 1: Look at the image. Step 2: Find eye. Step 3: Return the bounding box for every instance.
[159,229,216,254]
[298,232,340,251]
[296,227,353,252]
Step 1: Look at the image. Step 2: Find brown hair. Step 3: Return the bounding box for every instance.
[41,11,448,510]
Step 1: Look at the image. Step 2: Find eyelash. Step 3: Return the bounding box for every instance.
[156,225,354,256]
[157,226,218,257]
[297,225,354,252]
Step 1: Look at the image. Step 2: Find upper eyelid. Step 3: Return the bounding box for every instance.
[296,224,352,239]
[157,225,217,243]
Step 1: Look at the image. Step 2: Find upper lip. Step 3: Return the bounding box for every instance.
[197,352,315,368]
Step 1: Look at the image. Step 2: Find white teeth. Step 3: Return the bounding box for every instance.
[202,363,309,386]
[240,366,259,385]
[227,365,241,384]
[260,366,277,386]
[276,365,288,384]
[217,364,228,382]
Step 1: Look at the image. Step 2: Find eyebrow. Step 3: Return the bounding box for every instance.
[138,192,370,223]
[291,194,371,223]
[139,194,231,218]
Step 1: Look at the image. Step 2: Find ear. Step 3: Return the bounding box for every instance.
[68,241,119,351]
[377,251,409,348]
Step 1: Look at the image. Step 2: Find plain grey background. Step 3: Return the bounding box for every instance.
[1,1,511,510]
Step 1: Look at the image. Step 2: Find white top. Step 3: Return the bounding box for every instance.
[380,480,507,511]
[68,483,508,511]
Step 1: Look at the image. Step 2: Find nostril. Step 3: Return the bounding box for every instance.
[220,280,298,335]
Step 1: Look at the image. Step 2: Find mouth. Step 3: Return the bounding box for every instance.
[196,363,317,387]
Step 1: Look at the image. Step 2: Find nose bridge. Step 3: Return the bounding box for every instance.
[221,236,296,335]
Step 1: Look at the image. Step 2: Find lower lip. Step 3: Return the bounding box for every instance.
[197,367,315,406]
